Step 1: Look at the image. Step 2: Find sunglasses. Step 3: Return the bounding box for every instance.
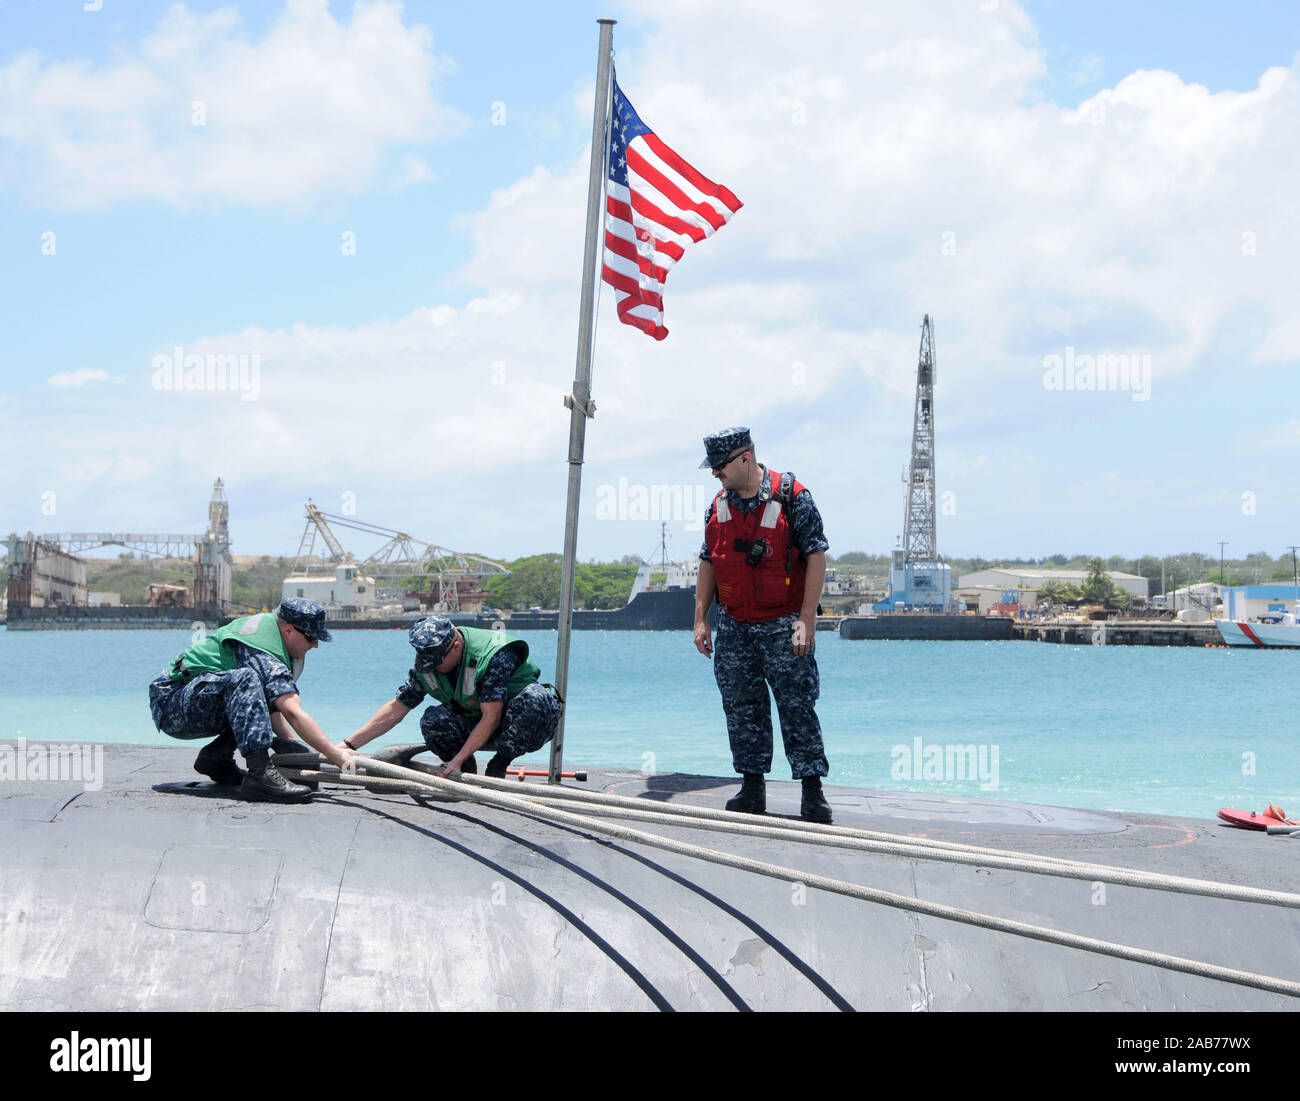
[711,450,747,475]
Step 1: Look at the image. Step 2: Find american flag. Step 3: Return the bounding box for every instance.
[601,75,742,341]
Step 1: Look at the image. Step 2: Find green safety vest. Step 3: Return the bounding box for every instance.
[418,627,540,717]
[166,612,301,682]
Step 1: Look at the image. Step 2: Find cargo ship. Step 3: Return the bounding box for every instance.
[323,559,712,632]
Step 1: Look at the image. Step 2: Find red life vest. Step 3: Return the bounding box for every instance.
[705,468,808,622]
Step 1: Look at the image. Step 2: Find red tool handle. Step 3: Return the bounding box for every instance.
[508,768,588,782]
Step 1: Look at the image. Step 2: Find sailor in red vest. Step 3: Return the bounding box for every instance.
[693,427,833,823]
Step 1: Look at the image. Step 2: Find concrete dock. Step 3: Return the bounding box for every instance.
[1014,621,1221,646]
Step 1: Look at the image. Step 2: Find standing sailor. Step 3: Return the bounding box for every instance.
[343,616,562,779]
[693,427,833,823]
[148,597,353,802]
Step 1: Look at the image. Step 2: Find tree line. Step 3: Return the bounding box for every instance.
[829,549,1300,591]
[32,546,1300,614]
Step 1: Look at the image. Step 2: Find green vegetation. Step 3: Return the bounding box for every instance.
[1035,580,1081,606]
[484,554,639,610]
[19,545,1300,615]
[78,554,294,611]
[826,549,1300,595]
[230,556,297,612]
[1079,557,1130,609]
[67,552,634,612]
[82,554,192,605]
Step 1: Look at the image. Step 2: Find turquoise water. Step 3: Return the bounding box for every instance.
[2,626,1297,821]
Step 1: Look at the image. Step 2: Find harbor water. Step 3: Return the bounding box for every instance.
[2,626,1296,822]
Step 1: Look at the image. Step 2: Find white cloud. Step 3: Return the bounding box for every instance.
[0,0,466,208]
[47,369,120,388]
[449,1,1300,420]
[6,0,1300,558]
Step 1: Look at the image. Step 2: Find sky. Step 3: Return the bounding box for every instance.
[2,0,1298,567]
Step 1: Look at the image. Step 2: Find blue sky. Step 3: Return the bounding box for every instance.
[2,1,1298,566]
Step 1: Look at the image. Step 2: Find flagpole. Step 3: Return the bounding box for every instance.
[549,17,616,784]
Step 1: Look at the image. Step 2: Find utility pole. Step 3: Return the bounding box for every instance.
[1218,541,1228,586]
[1289,546,1299,604]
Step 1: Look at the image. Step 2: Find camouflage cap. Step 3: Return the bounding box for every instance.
[409,616,458,669]
[277,597,332,642]
[699,426,753,470]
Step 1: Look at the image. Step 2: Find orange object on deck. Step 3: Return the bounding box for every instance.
[508,768,588,782]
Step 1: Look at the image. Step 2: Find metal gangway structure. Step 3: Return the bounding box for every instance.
[290,502,509,613]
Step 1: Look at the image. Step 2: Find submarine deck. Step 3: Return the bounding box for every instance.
[2,742,1298,1012]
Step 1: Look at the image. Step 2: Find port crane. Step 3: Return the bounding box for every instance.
[291,502,509,612]
[878,315,953,611]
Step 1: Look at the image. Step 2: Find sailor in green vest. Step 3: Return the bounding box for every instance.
[148,597,355,802]
[343,616,562,778]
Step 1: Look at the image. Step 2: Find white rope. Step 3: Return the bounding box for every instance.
[459,774,1300,910]
[337,755,1300,1000]
[284,753,1300,911]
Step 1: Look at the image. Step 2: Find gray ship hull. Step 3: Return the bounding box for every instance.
[320,588,712,632]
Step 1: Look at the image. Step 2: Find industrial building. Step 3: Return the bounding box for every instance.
[3,538,88,607]
[956,567,1150,607]
[282,563,377,616]
[4,480,232,627]
[1153,582,1221,615]
[957,584,1040,615]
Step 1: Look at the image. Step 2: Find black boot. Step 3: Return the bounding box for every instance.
[269,735,318,787]
[800,776,833,824]
[271,734,309,755]
[725,773,766,814]
[458,755,479,775]
[241,749,312,804]
[484,753,512,779]
[194,731,244,786]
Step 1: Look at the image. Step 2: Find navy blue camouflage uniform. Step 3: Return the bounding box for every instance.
[401,648,560,764]
[148,644,299,755]
[701,465,830,780]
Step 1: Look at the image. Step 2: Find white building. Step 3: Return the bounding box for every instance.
[957,567,1149,603]
[1153,582,1220,613]
[282,564,376,615]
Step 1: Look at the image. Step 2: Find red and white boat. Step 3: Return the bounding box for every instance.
[1215,617,1300,648]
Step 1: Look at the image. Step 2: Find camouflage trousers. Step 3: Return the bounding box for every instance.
[420,682,562,764]
[713,609,828,779]
[148,669,275,755]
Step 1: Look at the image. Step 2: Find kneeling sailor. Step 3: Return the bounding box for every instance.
[148,598,354,802]
[343,616,562,779]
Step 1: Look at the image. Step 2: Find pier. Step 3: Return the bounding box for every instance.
[839,614,1224,646]
[1013,620,1220,646]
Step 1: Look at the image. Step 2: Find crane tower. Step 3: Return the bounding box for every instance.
[879,315,952,611]
[903,316,937,561]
